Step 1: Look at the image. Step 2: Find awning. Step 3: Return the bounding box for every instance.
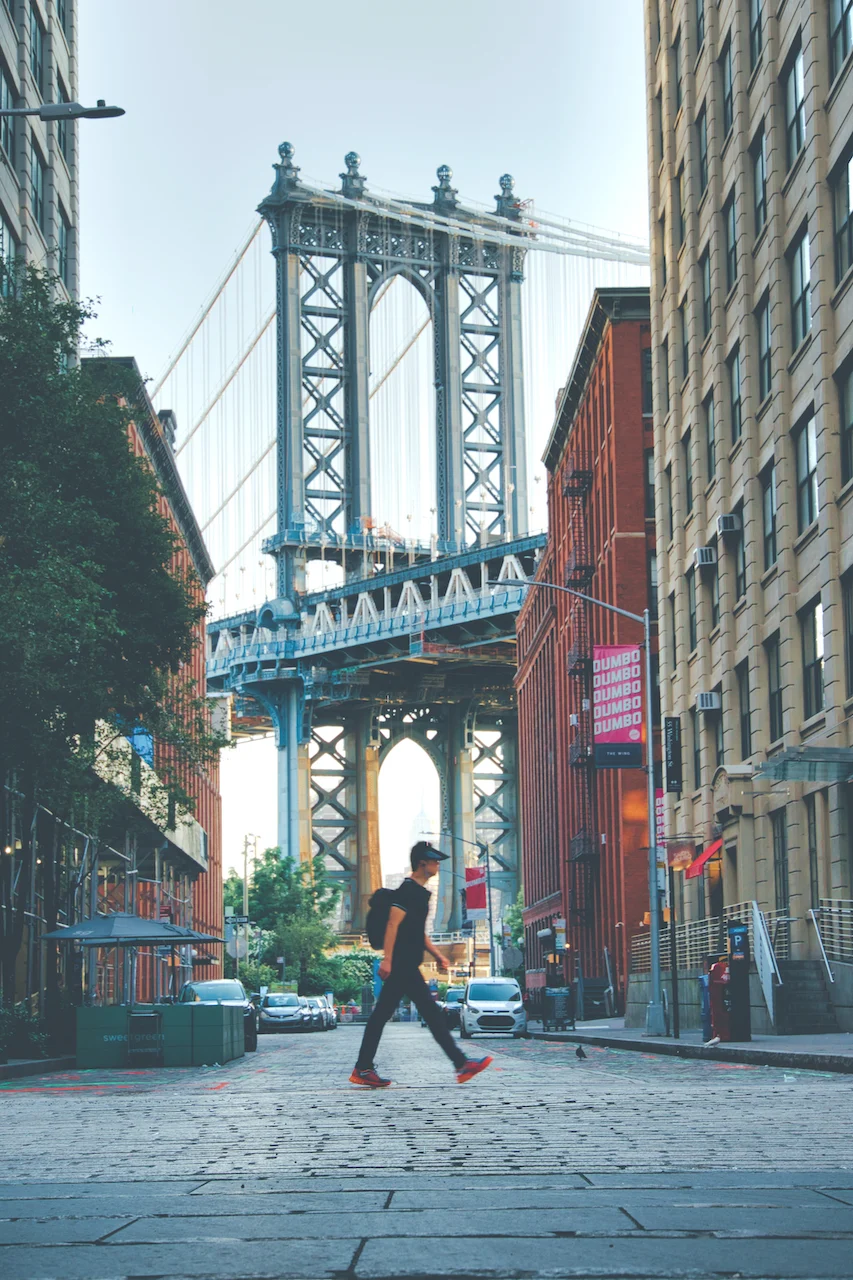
[753,746,853,783]
[684,837,724,880]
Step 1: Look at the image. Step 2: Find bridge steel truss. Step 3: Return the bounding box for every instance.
[206,144,541,932]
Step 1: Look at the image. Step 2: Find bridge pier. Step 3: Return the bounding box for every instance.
[267,686,313,867]
[354,712,382,930]
[437,705,476,932]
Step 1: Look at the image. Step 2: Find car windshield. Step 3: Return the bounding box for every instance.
[307,999,320,1007]
[445,990,464,1003]
[263,994,299,1007]
[183,981,245,1002]
[467,983,521,1002]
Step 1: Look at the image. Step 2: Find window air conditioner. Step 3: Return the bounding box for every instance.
[569,713,579,727]
[717,513,741,536]
[694,544,717,568]
[697,691,722,712]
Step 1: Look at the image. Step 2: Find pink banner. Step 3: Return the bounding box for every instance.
[592,645,644,767]
[464,866,487,919]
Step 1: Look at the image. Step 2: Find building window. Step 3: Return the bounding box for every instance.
[784,46,805,172]
[833,154,853,284]
[58,208,70,288]
[57,77,71,165]
[750,0,763,70]
[790,228,811,350]
[724,191,737,292]
[661,336,670,413]
[704,390,716,480]
[655,90,664,165]
[648,551,659,620]
[728,345,742,444]
[831,0,853,81]
[686,567,697,651]
[683,427,693,515]
[736,661,752,759]
[0,61,13,165]
[796,413,818,533]
[664,464,674,540]
[673,29,682,112]
[691,707,701,790]
[696,0,705,52]
[709,551,720,627]
[30,141,46,236]
[700,248,711,337]
[752,125,767,237]
[757,294,772,402]
[734,502,746,600]
[669,592,677,672]
[644,449,655,518]
[660,211,667,289]
[0,207,16,296]
[713,687,724,767]
[642,348,653,416]
[843,573,853,698]
[677,167,686,250]
[697,104,708,195]
[720,37,734,137]
[805,792,820,907]
[30,3,45,97]
[762,461,777,570]
[57,0,71,38]
[766,633,784,742]
[771,809,789,913]
[801,598,825,719]
[680,303,689,381]
[842,367,853,484]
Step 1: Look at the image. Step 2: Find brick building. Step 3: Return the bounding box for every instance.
[516,287,657,1010]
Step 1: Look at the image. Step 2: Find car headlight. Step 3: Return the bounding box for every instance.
[467,1006,480,1014]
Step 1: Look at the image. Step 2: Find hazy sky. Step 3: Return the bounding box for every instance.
[76,1,650,874]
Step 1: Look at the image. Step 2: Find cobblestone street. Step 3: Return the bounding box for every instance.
[1,1024,852,1277]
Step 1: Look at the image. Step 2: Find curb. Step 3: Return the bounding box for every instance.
[0,1055,75,1081]
[529,1030,853,1075]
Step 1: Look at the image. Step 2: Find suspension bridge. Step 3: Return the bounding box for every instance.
[153,143,648,933]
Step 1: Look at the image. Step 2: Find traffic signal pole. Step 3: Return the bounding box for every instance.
[524,581,666,1037]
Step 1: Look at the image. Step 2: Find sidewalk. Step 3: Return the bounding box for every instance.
[0,1056,74,1082]
[529,1017,853,1073]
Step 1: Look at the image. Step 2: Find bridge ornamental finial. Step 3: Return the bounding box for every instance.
[432,164,458,212]
[340,151,367,199]
[268,141,301,198]
[495,173,521,219]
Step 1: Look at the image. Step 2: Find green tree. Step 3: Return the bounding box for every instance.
[248,847,338,933]
[0,265,219,1005]
[503,889,525,948]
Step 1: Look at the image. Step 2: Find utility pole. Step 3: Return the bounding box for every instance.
[524,580,666,1037]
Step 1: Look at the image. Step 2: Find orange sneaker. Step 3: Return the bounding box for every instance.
[349,1067,392,1088]
[456,1055,493,1084]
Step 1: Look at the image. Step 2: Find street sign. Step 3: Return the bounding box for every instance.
[664,717,683,792]
[229,915,250,925]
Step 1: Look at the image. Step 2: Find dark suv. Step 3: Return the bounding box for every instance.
[178,979,259,1051]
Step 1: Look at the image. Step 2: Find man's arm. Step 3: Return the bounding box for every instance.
[424,934,449,972]
[378,906,406,979]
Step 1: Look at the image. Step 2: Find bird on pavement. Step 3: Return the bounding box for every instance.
[575,1045,587,1059]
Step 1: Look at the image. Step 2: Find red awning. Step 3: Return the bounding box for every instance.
[684,837,724,879]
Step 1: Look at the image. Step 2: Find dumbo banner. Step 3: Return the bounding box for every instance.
[592,644,644,768]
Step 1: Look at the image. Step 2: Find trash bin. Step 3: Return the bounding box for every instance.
[697,974,712,1042]
[542,986,574,1032]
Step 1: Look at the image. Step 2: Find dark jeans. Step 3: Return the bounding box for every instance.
[356,966,467,1071]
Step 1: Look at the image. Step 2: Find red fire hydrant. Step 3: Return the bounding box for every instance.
[708,958,731,1041]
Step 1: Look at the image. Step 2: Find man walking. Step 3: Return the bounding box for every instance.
[350,841,492,1088]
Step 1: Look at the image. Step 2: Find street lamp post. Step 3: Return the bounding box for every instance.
[525,579,666,1037]
[432,831,497,976]
[0,99,125,121]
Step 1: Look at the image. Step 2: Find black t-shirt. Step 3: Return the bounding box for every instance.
[391,877,430,968]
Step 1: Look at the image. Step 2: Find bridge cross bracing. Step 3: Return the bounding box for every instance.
[156,144,649,933]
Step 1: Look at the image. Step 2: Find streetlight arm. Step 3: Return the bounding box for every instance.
[0,100,124,121]
[523,577,646,626]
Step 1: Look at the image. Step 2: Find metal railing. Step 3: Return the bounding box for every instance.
[630,901,778,974]
[808,908,835,985]
[752,900,782,1026]
[815,899,853,964]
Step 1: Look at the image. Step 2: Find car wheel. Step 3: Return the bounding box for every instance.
[460,1024,471,1039]
[245,1028,258,1052]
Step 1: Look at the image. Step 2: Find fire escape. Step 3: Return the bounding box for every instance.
[563,451,598,931]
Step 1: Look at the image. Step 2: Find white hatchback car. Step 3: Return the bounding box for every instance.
[459,977,527,1039]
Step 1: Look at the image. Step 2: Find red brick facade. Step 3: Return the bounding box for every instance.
[516,289,657,1010]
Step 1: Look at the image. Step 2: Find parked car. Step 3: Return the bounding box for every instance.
[442,985,465,1029]
[317,995,338,1029]
[304,997,327,1031]
[258,992,312,1034]
[178,978,259,1051]
[459,977,527,1039]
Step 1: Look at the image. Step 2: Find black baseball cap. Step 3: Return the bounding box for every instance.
[410,841,449,868]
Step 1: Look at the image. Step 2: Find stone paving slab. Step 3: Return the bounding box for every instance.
[0,1179,207,1197]
[584,1171,853,1188]
[0,1215,134,1244]
[354,1235,853,1278]
[189,1173,592,1193]
[108,1206,633,1242]
[0,1190,389,1218]
[0,1239,360,1279]
[390,1186,842,1209]
[627,1204,853,1233]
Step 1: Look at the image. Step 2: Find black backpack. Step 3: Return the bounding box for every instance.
[366,887,395,950]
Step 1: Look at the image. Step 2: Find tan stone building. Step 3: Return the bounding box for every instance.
[0,0,77,294]
[644,0,853,1009]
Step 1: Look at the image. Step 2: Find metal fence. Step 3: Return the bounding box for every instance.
[817,899,853,964]
[630,901,793,974]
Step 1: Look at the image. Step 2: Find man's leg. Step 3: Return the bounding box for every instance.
[354,971,404,1071]
[406,969,467,1069]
